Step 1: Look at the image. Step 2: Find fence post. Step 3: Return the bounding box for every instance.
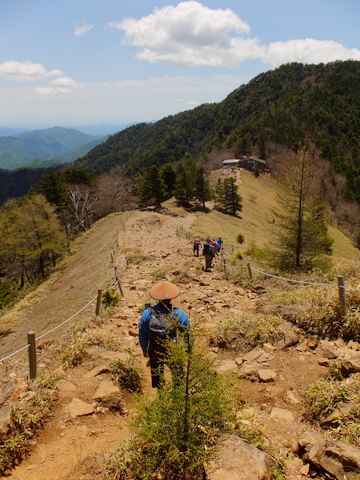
[337,276,347,317]
[222,254,228,280]
[114,266,124,296]
[27,331,37,380]
[247,262,253,280]
[95,289,102,315]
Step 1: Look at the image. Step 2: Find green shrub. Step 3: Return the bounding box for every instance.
[302,378,349,423]
[61,331,106,368]
[107,337,236,479]
[102,289,120,308]
[112,358,142,393]
[0,373,58,476]
[212,313,285,348]
[236,233,245,244]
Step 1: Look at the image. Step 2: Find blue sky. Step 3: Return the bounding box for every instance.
[1,0,360,128]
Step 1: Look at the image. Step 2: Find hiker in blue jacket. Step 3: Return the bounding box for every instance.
[139,281,190,388]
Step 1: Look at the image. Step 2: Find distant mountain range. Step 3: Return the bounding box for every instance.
[0,123,138,170]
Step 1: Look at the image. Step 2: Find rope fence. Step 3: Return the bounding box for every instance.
[221,254,350,318]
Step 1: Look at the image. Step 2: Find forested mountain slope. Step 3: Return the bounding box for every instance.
[0,127,105,170]
[75,60,360,202]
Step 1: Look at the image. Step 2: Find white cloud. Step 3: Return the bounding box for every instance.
[74,22,93,37]
[108,1,360,68]
[0,61,63,81]
[262,39,360,67]
[108,1,252,67]
[35,86,70,95]
[51,76,79,87]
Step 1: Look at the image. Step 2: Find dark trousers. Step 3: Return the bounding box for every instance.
[204,254,213,270]
[193,244,200,256]
[148,344,184,389]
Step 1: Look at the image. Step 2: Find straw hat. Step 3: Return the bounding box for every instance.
[149,281,181,301]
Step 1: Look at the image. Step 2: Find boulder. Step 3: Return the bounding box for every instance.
[309,440,360,480]
[274,330,298,350]
[269,407,294,423]
[317,340,339,359]
[298,432,360,480]
[258,369,277,383]
[340,353,360,376]
[92,380,121,401]
[206,435,273,480]
[0,405,12,437]
[67,398,94,418]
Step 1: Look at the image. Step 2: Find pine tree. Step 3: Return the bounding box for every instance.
[173,162,196,204]
[194,167,212,208]
[272,147,333,271]
[140,165,167,208]
[217,177,242,216]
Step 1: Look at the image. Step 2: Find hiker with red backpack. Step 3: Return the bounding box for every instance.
[138,281,190,389]
[193,236,202,256]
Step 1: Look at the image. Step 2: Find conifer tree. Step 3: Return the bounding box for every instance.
[194,166,212,208]
[272,147,333,271]
[217,177,242,216]
[173,161,196,204]
[140,164,167,208]
[160,163,177,196]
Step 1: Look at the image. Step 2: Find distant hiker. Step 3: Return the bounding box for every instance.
[138,281,190,389]
[193,237,202,256]
[202,240,215,271]
[214,237,223,253]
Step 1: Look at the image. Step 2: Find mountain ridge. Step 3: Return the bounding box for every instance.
[0,126,105,170]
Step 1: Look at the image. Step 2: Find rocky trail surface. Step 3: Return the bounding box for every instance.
[1,209,342,480]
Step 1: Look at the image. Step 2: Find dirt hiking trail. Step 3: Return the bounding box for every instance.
[3,209,328,480]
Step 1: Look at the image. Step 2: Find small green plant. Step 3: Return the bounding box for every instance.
[236,233,245,244]
[102,290,120,308]
[302,378,349,423]
[236,252,243,260]
[0,373,58,476]
[328,359,344,380]
[111,358,142,393]
[127,252,151,265]
[61,331,106,368]
[212,313,285,349]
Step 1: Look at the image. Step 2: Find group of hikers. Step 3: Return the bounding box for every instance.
[193,236,223,271]
[138,236,224,389]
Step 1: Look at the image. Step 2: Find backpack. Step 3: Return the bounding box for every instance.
[194,238,200,245]
[203,243,212,255]
[148,307,177,340]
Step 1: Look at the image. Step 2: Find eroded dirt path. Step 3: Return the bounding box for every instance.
[5,209,326,480]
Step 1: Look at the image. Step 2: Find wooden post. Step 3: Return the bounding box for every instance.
[114,266,124,296]
[116,228,119,247]
[337,276,347,317]
[27,331,37,380]
[247,262,253,280]
[222,254,228,280]
[95,289,102,315]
